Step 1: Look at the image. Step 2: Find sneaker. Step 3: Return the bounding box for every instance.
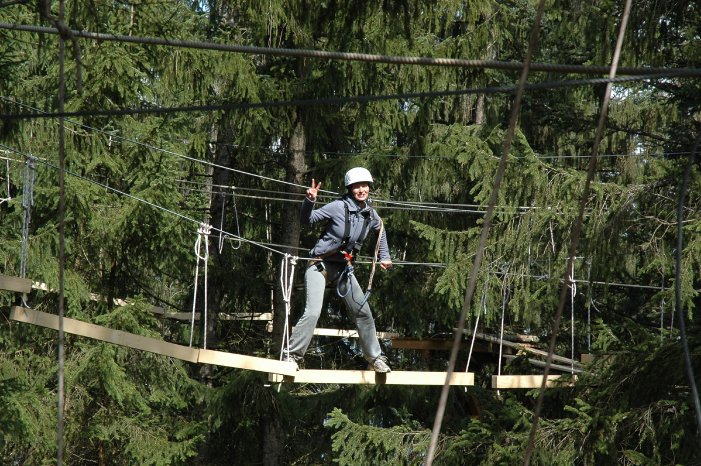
[283,353,303,371]
[369,355,391,373]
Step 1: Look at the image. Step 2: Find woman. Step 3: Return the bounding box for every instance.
[284,167,392,372]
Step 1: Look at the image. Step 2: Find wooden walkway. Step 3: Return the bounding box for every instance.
[8,306,476,386]
[492,374,577,389]
[3,275,578,388]
[8,306,297,376]
[269,370,473,386]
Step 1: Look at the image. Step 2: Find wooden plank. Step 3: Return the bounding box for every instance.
[390,338,496,352]
[580,353,594,364]
[491,374,576,389]
[311,328,400,339]
[502,354,584,374]
[10,306,199,363]
[150,307,199,321]
[0,275,32,294]
[460,330,583,368]
[198,349,297,375]
[9,307,297,375]
[220,312,273,321]
[269,370,474,386]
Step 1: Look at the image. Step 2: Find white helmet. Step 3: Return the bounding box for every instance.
[344,167,373,187]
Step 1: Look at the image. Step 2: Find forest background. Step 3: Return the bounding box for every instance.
[1,0,700,465]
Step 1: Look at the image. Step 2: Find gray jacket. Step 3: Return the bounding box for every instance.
[301,194,390,262]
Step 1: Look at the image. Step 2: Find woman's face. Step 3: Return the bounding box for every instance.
[349,182,370,203]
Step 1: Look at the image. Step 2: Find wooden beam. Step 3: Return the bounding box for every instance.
[269,370,474,386]
[150,307,199,321]
[491,374,576,389]
[460,330,583,368]
[265,324,400,339]
[580,353,594,364]
[10,306,199,363]
[0,275,32,294]
[9,307,297,375]
[390,337,497,352]
[310,328,400,339]
[198,349,297,375]
[220,312,273,321]
[502,354,584,374]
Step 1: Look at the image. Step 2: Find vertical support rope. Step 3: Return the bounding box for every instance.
[586,260,592,353]
[218,186,242,253]
[674,131,701,443]
[465,282,489,377]
[570,261,576,373]
[0,158,10,205]
[660,278,665,343]
[56,1,67,462]
[523,2,633,463]
[497,270,509,380]
[425,1,546,463]
[20,155,35,279]
[190,223,211,348]
[278,253,297,360]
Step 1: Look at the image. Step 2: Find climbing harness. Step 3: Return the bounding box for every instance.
[190,223,211,348]
[336,250,356,299]
[278,253,298,361]
[334,210,384,308]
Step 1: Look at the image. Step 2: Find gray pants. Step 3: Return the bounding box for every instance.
[287,261,381,361]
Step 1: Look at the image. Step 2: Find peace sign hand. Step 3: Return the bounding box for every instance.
[306,179,321,202]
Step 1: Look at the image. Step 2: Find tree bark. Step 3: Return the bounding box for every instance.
[205,117,235,352]
[272,112,306,353]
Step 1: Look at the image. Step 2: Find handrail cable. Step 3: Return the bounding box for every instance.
[426,0,546,463]
[523,1,632,463]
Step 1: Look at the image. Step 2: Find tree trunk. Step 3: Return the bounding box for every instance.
[261,415,284,466]
[272,113,306,353]
[205,117,235,352]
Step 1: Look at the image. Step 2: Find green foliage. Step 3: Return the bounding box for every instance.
[1,0,700,464]
[326,407,430,465]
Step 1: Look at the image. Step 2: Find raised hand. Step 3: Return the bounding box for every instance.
[306,179,322,202]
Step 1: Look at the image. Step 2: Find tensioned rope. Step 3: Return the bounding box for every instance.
[523,1,632,463]
[464,282,489,384]
[4,144,675,292]
[52,0,68,462]
[190,223,211,348]
[0,96,650,219]
[0,144,291,261]
[213,141,693,160]
[496,268,510,389]
[425,0,547,463]
[175,179,559,215]
[674,131,701,443]
[0,158,10,205]
[569,261,577,373]
[0,97,336,197]
[218,187,242,252]
[20,155,35,281]
[2,22,699,77]
[278,254,298,363]
[2,145,671,293]
[2,73,695,120]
